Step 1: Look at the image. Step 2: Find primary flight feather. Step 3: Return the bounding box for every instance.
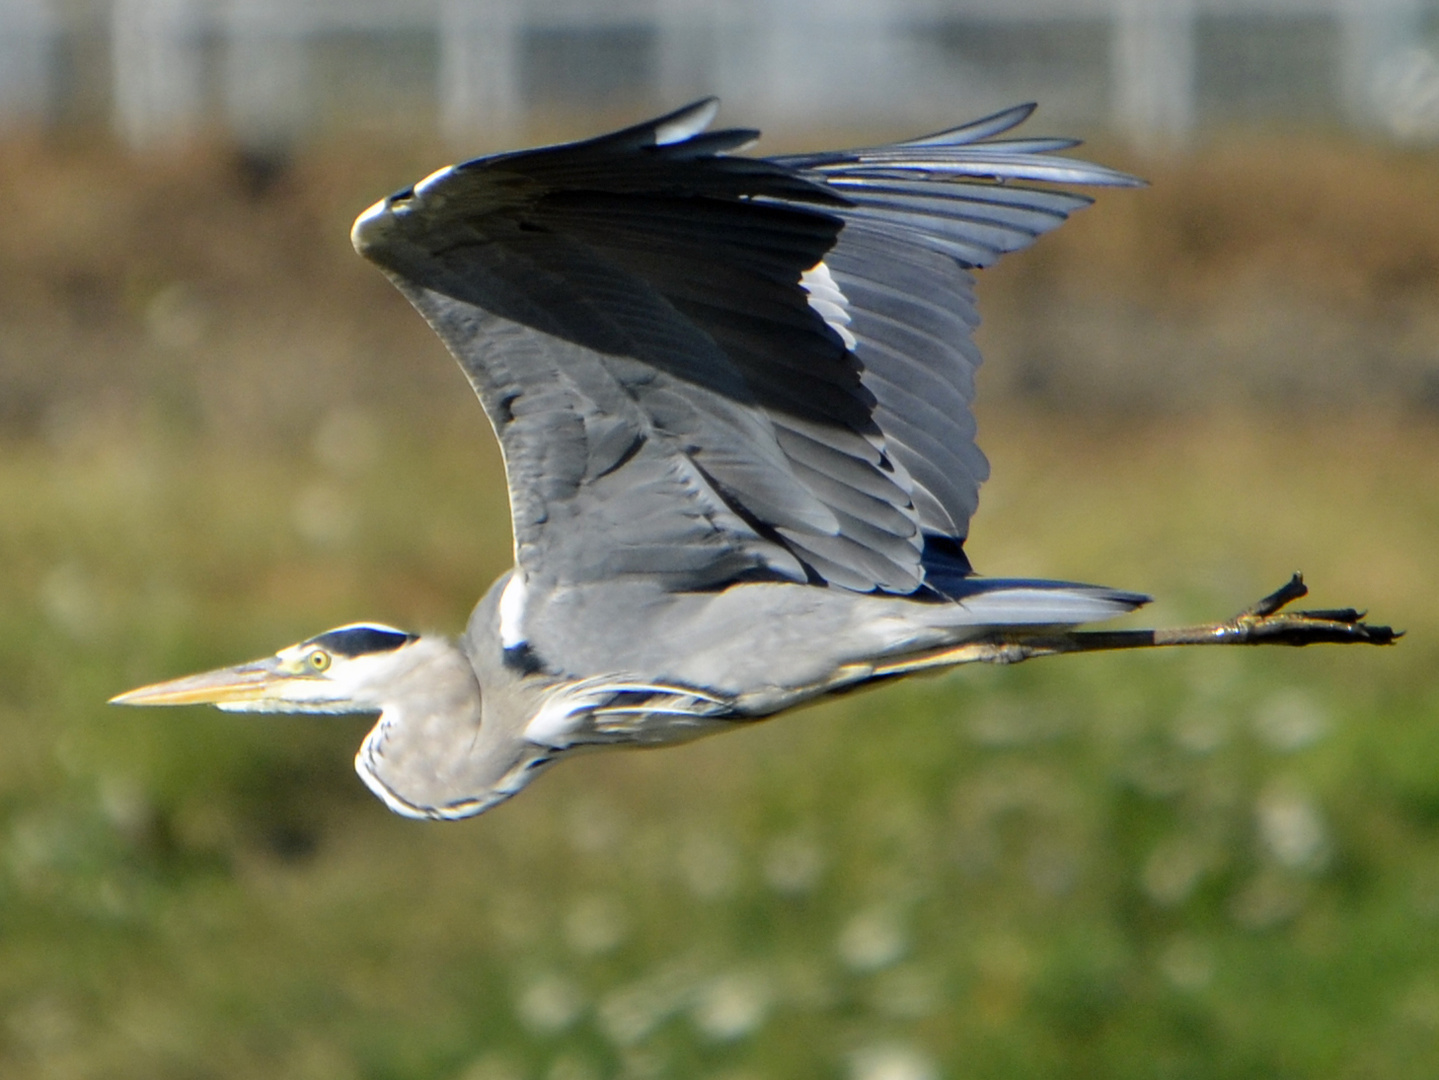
[113,101,1393,819]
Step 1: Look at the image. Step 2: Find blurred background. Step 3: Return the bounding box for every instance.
[2,1,1439,1078]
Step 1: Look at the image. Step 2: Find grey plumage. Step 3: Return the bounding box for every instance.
[111,100,1394,820]
[352,99,1138,602]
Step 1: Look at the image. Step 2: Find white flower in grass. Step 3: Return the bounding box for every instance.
[598,960,702,1046]
[838,907,907,972]
[849,1042,939,1080]
[1256,783,1330,872]
[692,970,772,1041]
[516,973,584,1035]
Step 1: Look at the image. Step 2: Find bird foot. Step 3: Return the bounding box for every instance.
[869,572,1398,681]
[1215,572,1399,647]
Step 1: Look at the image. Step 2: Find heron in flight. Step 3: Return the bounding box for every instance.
[113,101,1393,819]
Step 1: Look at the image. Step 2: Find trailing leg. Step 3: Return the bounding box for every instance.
[872,573,1397,678]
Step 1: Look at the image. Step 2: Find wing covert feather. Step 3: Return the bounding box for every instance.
[352,100,1139,598]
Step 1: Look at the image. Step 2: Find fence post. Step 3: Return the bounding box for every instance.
[0,0,54,128]
[1112,0,1195,149]
[222,0,310,148]
[112,0,205,146]
[1338,0,1435,140]
[439,0,521,147]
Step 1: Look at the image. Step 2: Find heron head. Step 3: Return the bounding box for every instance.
[110,623,426,714]
[114,623,531,820]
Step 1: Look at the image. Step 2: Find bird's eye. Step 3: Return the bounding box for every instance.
[307,650,331,672]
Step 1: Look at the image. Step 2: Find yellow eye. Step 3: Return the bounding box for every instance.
[307,650,331,672]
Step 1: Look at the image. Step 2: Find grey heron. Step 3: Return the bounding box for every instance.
[112,101,1394,820]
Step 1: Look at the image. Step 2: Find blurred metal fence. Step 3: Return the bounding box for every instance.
[2,0,1437,145]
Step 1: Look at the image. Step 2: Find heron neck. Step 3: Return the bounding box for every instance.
[350,637,491,818]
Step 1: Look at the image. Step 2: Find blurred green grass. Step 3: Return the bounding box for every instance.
[3,125,1438,1078]
[3,405,1436,1080]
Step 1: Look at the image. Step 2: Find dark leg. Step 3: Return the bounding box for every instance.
[874,574,1397,677]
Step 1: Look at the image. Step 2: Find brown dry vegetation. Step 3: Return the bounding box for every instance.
[0,127,1436,450]
[0,133,448,442]
[983,134,1439,409]
[0,126,1437,1079]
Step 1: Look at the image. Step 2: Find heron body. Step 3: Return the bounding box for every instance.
[114,101,1394,820]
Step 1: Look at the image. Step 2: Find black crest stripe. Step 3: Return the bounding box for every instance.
[309,626,417,657]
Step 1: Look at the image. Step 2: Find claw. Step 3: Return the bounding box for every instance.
[1239,573,1309,619]
[1230,575,1398,646]
[1245,612,1398,647]
[1296,608,1363,624]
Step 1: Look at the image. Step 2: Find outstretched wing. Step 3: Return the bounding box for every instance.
[768,105,1138,557]
[352,100,1137,597]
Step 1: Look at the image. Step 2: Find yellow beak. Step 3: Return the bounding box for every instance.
[109,658,285,708]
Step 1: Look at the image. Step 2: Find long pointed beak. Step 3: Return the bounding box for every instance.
[110,658,285,708]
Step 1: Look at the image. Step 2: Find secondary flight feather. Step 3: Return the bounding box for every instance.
[113,102,1392,820]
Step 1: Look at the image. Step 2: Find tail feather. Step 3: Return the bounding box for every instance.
[943,577,1150,626]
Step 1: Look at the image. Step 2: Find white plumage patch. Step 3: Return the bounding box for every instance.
[525,694,589,748]
[499,571,529,650]
[800,260,857,350]
[654,99,719,145]
[524,678,736,749]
